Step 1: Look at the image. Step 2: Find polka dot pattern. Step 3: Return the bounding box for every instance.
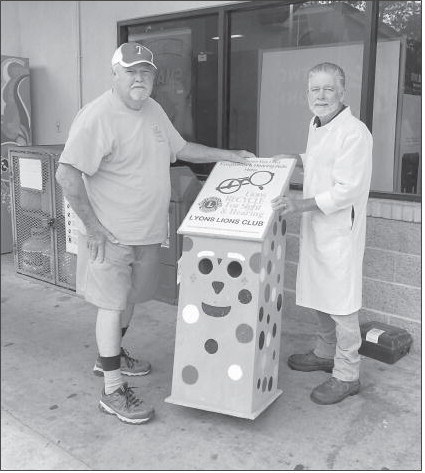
[254,213,285,400]
[266,332,272,347]
[259,307,264,322]
[182,304,199,324]
[259,331,265,350]
[277,294,283,312]
[204,339,218,354]
[182,365,198,384]
[228,364,243,381]
[236,324,254,343]
[249,252,261,273]
[267,260,272,274]
[264,284,270,302]
[182,236,193,252]
[276,245,282,260]
[175,213,286,409]
[238,289,252,304]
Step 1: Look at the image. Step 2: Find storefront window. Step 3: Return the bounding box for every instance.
[228,1,370,185]
[120,1,421,197]
[127,14,219,177]
[375,1,421,195]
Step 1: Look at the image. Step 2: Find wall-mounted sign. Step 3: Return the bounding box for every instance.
[18,158,42,190]
[178,157,296,241]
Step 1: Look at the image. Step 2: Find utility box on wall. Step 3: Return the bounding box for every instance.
[166,158,296,419]
[9,145,77,291]
[156,166,202,305]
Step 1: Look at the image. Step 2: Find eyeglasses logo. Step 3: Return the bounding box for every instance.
[216,171,274,195]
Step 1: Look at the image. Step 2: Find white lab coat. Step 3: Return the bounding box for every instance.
[296,107,373,315]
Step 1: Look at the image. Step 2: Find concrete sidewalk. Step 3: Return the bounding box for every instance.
[1,253,421,470]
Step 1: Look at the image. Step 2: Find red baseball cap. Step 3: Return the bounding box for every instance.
[111,42,157,69]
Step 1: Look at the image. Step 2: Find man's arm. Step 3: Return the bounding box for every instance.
[271,154,309,215]
[176,142,255,164]
[314,129,372,215]
[55,163,117,262]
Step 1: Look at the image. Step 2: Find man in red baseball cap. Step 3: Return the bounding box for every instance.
[56,42,255,425]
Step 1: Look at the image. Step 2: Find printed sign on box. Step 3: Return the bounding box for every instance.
[178,158,296,241]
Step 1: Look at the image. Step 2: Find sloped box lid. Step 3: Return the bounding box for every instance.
[178,157,296,242]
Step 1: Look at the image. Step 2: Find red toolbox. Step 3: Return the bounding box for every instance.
[359,321,413,364]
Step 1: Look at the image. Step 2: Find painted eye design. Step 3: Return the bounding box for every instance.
[198,258,213,274]
[227,261,242,278]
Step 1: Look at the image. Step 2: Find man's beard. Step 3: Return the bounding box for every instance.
[129,87,150,102]
[313,102,339,118]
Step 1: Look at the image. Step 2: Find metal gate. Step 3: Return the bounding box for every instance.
[9,145,76,291]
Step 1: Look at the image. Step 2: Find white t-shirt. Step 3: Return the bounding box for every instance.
[59,90,187,245]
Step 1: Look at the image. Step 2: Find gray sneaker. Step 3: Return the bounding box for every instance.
[288,350,334,373]
[99,382,154,424]
[311,377,361,405]
[93,348,151,377]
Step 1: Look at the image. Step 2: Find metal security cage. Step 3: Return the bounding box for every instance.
[9,145,76,290]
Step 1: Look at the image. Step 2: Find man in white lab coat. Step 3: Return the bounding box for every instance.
[272,62,372,405]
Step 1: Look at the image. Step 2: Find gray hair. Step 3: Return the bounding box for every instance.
[308,62,346,90]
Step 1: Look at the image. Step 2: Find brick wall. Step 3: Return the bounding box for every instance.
[283,197,421,353]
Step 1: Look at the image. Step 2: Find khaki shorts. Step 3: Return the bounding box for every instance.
[76,233,161,311]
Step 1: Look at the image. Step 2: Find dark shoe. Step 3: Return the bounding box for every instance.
[288,350,334,373]
[99,382,154,424]
[310,377,360,405]
[93,348,151,377]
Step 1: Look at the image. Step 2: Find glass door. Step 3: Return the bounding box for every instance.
[128,14,219,178]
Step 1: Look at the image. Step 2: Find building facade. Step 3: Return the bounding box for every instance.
[1,0,421,348]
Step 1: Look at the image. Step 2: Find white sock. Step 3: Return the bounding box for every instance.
[104,369,124,395]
